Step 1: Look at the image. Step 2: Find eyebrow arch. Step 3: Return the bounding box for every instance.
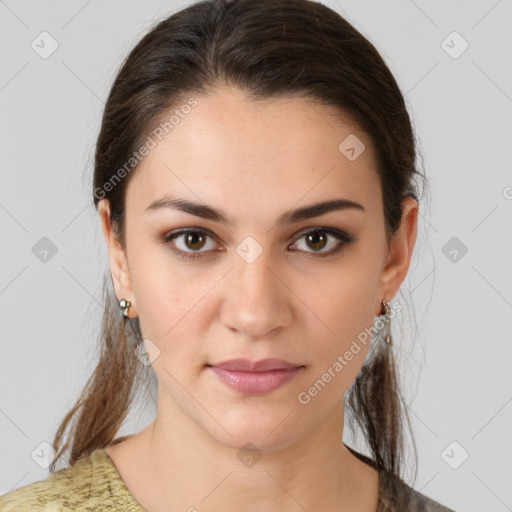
[145,195,365,226]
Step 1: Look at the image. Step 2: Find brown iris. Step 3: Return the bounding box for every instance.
[184,232,207,251]
[304,231,328,251]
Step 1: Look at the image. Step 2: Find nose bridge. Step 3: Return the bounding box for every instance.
[237,244,275,292]
[234,240,279,306]
[233,232,276,287]
[221,238,291,337]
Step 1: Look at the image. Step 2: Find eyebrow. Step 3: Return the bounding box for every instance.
[145,195,365,226]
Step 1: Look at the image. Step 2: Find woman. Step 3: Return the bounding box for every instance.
[0,0,457,510]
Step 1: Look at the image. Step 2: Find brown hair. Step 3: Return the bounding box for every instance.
[50,0,427,494]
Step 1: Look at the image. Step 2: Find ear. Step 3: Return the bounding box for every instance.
[377,195,419,314]
[98,199,136,317]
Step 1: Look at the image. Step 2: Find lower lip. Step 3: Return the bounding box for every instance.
[208,366,303,395]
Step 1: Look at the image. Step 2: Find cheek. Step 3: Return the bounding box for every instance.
[129,242,199,316]
[128,250,217,368]
[128,250,186,338]
[301,263,378,377]
[307,257,377,325]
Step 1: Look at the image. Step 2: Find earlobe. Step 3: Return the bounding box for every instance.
[378,195,419,304]
[97,199,136,313]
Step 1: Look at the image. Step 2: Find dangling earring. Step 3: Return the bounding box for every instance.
[380,299,392,346]
[119,298,132,318]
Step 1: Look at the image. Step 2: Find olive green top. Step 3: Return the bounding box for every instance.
[0,440,457,511]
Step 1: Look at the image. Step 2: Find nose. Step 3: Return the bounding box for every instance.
[220,249,293,339]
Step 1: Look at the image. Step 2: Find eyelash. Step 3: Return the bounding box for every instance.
[161,227,355,260]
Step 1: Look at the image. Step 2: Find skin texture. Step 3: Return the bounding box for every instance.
[99,86,418,512]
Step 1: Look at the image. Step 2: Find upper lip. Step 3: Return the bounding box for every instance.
[208,358,303,372]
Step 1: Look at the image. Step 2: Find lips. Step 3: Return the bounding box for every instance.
[206,358,305,395]
[207,358,302,372]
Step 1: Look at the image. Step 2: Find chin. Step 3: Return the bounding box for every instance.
[207,412,306,453]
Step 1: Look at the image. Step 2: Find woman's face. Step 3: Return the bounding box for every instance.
[99,86,416,451]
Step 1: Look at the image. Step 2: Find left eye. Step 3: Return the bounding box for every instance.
[290,229,350,255]
[162,228,353,260]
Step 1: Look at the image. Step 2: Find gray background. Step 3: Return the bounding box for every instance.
[1,1,511,511]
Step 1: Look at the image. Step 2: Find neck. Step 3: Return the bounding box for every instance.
[120,393,380,511]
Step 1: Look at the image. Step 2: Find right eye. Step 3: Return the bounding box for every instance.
[161,229,220,260]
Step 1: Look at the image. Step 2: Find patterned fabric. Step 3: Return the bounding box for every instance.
[0,444,457,511]
[0,449,143,512]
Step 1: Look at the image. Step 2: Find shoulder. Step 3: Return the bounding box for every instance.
[403,487,458,512]
[379,470,458,512]
[0,448,143,511]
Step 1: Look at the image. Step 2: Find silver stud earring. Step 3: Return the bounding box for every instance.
[119,298,132,318]
[380,299,392,346]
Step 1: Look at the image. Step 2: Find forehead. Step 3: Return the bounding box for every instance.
[126,87,381,220]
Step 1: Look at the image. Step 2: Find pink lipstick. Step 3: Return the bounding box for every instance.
[207,358,304,395]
